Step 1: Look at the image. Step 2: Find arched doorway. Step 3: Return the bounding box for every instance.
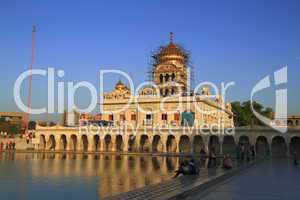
[179,135,191,153]
[256,136,269,157]
[115,135,123,151]
[290,137,300,155]
[128,135,137,152]
[81,135,88,152]
[166,135,177,153]
[93,135,100,151]
[60,135,67,150]
[140,135,150,152]
[48,135,56,150]
[104,135,112,151]
[39,135,46,150]
[70,134,77,151]
[239,135,250,147]
[152,135,163,152]
[208,135,220,154]
[271,136,287,157]
[223,135,236,156]
[193,135,204,153]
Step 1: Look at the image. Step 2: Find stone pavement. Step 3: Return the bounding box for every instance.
[104,160,258,200]
[186,158,300,200]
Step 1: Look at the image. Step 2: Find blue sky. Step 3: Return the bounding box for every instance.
[0,0,299,121]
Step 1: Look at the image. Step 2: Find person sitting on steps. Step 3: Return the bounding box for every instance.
[174,159,199,178]
[223,154,233,169]
[174,160,189,178]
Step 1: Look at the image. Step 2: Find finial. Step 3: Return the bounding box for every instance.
[32,25,36,32]
[170,32,173,44]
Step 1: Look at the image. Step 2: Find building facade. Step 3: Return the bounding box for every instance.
[101,33,234,128]
[37,34,299,155]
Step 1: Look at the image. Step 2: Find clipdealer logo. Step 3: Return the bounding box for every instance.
[250,66,288,133]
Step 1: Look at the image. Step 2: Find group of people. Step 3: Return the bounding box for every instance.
[174,159,198,178]
[0,131,14,138]
[236,144,255,162]
[207,147,233,169]
[174,147,236,178]
[0,141,16,151]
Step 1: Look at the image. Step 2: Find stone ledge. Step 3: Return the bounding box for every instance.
[166,161,259,200]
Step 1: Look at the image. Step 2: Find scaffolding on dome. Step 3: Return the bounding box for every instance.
[146,32,195,91]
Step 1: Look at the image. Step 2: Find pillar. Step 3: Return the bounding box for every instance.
[99,138,104,152]
[285,136,290,157]
[161,135,167,153]
[54,135,60,151]
[87,135,94,152]
[111,135,116,152]
[123,135,129,152]
[45,135,51,150]
[65,136,71,151]
[176,137,180,153]
[190,135,194,153]
[267,136,272,157]
[219,135,224,155]
[202,135,209,153]
[148,135,153,152]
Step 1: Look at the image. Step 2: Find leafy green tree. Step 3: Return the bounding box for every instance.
[231,101,274,127]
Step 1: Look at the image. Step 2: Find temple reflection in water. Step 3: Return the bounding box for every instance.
[1,153,184,198]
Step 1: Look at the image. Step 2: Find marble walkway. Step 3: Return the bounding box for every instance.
[186,158,300,200]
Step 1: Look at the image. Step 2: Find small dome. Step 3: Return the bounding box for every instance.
[115,80,126,90]
[116,80,124,86]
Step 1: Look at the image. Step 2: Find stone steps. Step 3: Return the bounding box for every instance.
[104,161,258,200]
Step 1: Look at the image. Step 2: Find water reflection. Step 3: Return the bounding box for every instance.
[0,152,226,198]
[0,153,183,198]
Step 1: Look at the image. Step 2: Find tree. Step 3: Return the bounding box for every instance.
[28,121,36,130]
[231,101,274,127]
[231,101,245,126]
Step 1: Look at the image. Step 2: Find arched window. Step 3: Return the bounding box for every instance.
[120,114,125,121]
[171,73,175,81]
[160,89,164,96]
[165,74,169,82]
[171,88,175,95]
[165,89,169,96]
[160,74,163,83]
[162,113,168,121]
[131,113,136,121]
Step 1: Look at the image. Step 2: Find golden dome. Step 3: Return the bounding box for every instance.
[154,32,188,65]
